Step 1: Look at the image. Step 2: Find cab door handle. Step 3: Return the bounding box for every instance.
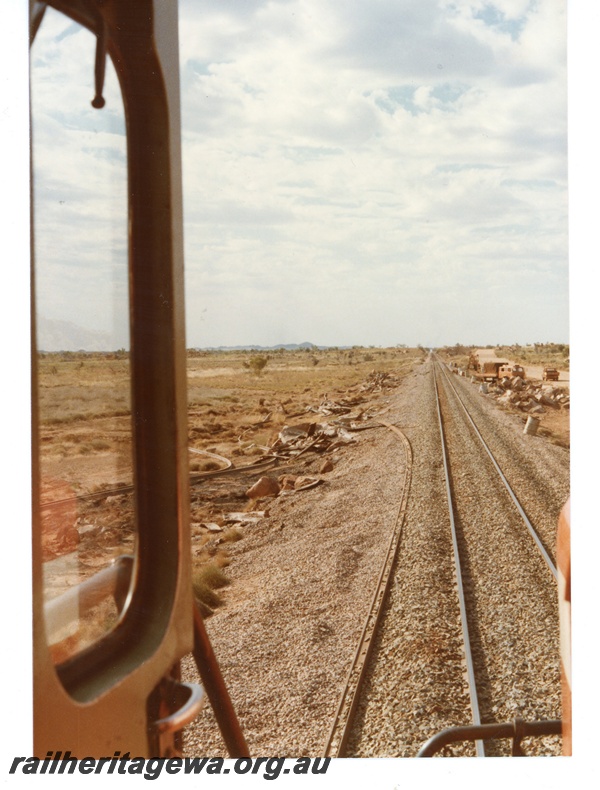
[150,679,205,756]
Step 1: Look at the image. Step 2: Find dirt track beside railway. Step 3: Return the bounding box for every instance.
[182,358,570,757]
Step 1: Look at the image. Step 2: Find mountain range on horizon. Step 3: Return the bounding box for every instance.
[197,341,322,352]
[36,317,329,353]
[36,317,115,353]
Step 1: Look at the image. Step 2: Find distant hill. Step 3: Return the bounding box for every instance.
[36,324,342,353]
[196,342,324,352]
[37,317,115,352]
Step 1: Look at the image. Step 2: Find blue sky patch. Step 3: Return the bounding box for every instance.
[474,3,527,41]
[374,83,469,116]
[431,83,469,104]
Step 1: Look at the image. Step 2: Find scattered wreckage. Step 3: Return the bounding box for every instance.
[475,373,569,415]
[189,372,401,536]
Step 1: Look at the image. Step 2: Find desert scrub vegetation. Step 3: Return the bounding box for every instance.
[186,346,422,468]
[38,353,131,417]
[37,345,421,502]
[244,355,269,375]
[192,562,231,617]
[221,527,243,543]
[190,460,222,473]
[187,347,419,400]
[37,353,134,493]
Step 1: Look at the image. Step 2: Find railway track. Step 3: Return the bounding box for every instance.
[322,422,413,757]
[325,356,562,757]
[40,455,279,510]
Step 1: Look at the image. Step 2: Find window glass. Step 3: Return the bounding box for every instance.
[31,9,134,663]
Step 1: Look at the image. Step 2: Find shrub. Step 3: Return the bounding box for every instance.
[196,562,230,589]
[195,598,214,618]
[201,461,221,472]
[192,563,231,615]
[193,581,223,612]
[246,355,269,375]
[221,528,243,543]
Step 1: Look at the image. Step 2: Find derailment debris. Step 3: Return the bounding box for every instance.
[270,421,358,458]
[246,476,281,500]
[476,375,569,415]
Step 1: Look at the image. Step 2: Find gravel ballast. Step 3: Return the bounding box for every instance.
[182,359,569,758]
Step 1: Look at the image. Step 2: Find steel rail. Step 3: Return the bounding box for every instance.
[432,366,485,757]
[436,360,557,580]
[42,415,384,511]
[322,422,412,757]
[40,456,279,510]
[188,447,233,469]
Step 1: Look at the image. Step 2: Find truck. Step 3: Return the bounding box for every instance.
[475,359,509,382]
[543,367,560,381]
[499,363,526,379]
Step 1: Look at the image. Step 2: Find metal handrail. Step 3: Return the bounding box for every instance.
[417,718,562,757]
[44,554,134,641]
[152,680,206,736]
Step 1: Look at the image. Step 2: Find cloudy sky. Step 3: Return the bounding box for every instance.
[3,4,600,774]
[30,0,567,349]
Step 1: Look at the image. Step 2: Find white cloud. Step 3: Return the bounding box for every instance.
[29,0,567,348]
[30,8,128,348]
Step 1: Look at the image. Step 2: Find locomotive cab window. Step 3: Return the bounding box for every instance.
[31,3,194,755]
[31,8,134,664]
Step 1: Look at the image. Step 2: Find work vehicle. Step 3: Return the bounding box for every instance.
[499,364,526,379]
[474,359,510,382]
[543,367,560,381]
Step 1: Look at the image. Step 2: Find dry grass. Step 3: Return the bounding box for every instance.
[37,346,422,651]
[192,562,232,616]
[36,346,422,496]
[38,354,131,423]
[221,528,244,543]
[195,562,231,590]
[187,350,413,402]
